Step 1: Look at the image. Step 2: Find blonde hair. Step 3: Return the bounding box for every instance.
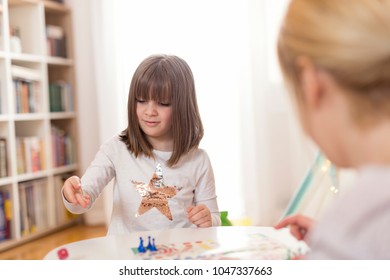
[278,0,390,123]
[120,54,204,167]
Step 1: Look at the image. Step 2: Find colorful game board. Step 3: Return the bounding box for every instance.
[201,233,303,260]
[131,233,306,260]
[131,239,219,260]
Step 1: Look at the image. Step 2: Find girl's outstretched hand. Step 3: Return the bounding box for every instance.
[62,175,90,208]
[274,214,315,241]
[187,204,212,228]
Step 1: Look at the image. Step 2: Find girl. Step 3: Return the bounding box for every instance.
[62,54,221,233]
[274,0,390,259]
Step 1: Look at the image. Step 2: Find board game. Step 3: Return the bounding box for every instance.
[131,232,307,260]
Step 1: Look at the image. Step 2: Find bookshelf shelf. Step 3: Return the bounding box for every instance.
[0,0,80,252]
[50,111,75,119]
[46,56,72,65]
[16,170,49,182]
[0,177,13,185]
[14,113,47,120]
[0,116,11,121]
[10,53,42,62]
[52,163,77,174]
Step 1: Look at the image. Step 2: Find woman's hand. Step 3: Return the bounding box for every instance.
[274,214,315,241]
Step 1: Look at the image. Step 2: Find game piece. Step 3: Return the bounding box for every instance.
[146,236,153,251]
[150,237,157,251]
[138,237,146,253]
[57,248,69,260]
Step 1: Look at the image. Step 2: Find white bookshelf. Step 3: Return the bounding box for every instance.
[0,0,80,252]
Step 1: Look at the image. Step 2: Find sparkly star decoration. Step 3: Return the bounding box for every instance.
[132,164,180,221]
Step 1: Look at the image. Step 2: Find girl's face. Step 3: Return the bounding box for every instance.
[136,98,173,151]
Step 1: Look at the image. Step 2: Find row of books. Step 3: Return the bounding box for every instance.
[0,189,11,241]
[1,131,75,176]
[1,174,78,242]
[51,126,75,167]
[13,79,42,114]
[12,65,42,114]
[16,137,45,174]
[49,82,74,112]
[19,179,48,236]
[10,65,74,114]
[46,25,67,58]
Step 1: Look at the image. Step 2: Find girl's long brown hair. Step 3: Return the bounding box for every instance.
[120,54,204,167]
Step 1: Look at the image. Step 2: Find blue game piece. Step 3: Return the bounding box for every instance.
[138,237,146,253]
[150,237,157,251]
[146,236,153,251]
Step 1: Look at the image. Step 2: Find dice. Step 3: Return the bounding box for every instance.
[57,248,69,260]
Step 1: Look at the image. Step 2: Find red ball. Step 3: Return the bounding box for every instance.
[57,248,69,260]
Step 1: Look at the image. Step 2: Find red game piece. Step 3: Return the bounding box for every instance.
[57,248,69,260]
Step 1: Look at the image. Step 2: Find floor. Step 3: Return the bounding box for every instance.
[0,224,107,260]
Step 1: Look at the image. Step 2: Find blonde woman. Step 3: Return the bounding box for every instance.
[275,0,390,259]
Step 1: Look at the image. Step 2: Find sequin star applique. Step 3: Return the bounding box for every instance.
[132,164,179,220]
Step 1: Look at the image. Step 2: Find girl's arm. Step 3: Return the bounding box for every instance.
[62,142,115,214]
[190,150,221,227]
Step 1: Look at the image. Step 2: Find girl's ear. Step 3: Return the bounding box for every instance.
[296,56,324,109]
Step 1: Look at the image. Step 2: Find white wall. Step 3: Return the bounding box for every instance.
[68,0,108,225]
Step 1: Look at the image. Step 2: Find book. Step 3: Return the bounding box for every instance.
[51,126,71,166]
[16,137,44,174]
[19,185,29,236]
[12,77,41,113]
[49,82,73,112]
[46,25,67,57]
[0,138,7,178]
[33,179,48,231]
[0,191,6,241]
[19,179,49,235]
[3,190,11,240]
[16,138,25,174]
[49,83,62,112]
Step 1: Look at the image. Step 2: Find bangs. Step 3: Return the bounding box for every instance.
[135,67,173,104]
[124,54,203,167]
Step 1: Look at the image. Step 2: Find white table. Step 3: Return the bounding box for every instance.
[44,226,308,260]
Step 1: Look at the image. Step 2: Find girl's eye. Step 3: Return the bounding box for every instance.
[159,102,171,107]
[136,99,145,103]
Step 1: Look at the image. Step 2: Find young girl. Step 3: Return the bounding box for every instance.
[62,54,221,233]
[274,0,390,259]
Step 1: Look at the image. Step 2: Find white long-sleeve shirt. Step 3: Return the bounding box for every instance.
[63,135,221,234]
[307,165,390,259]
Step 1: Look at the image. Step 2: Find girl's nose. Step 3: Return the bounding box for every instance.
[145,101,157,115]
